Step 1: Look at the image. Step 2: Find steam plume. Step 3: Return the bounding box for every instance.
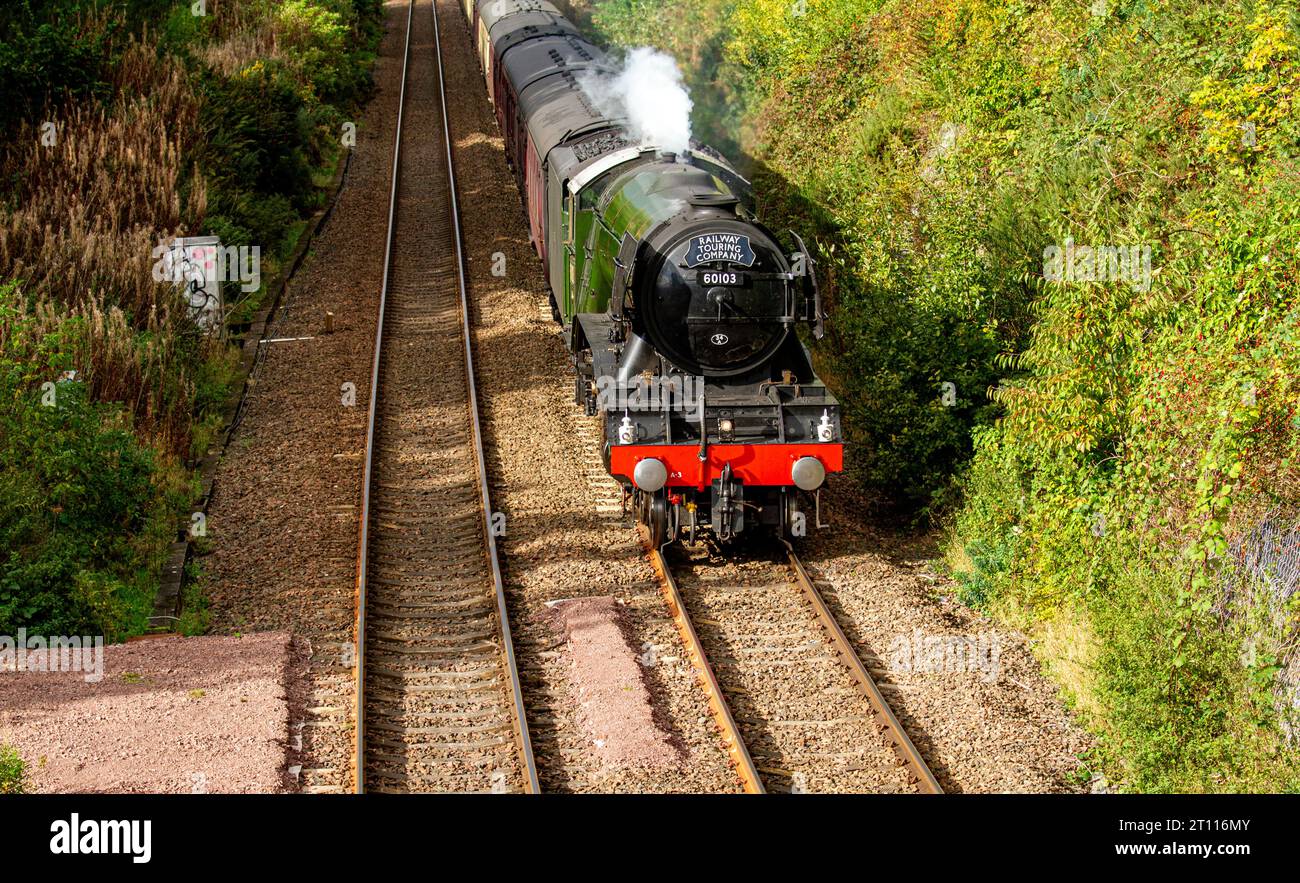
[580,47,693,155]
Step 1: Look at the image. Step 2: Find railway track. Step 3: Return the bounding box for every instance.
[354,0,537,793]
[353,0,933,796]
[647,537,942,794]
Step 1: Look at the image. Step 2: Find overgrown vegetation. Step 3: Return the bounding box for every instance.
[0,0,382,639]
[588,0,1300,791]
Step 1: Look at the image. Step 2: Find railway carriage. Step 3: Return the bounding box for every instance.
[462,0,843,545]
[475,0,577,107]
[499,34,610,189]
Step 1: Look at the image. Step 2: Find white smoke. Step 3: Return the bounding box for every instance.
[580,47,693,156]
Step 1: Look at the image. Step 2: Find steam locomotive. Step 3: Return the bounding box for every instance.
[461,0,843,545]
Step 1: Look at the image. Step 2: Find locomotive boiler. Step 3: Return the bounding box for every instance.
[463,0,843,545]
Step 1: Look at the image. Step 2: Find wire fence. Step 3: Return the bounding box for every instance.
[1219,512,1300,741]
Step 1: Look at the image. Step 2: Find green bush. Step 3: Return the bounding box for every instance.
[0,1,118,133]
[937,0,1300,790]
[591,0,1300,790]
[0,743,26,794]
[197,61,314,251]
[0,305,163,639]
[1067,541,1299,793]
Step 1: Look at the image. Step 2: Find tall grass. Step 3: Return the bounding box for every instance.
[0,0,382,639]
[0,37,207,453]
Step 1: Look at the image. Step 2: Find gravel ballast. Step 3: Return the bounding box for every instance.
[199,0,410,793]
[437,0,742,792]
[801,482,1094,792]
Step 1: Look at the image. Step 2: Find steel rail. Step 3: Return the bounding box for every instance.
[645,541,765,793]
[430,0,539,794]
[781,539,943,794]
[355,0,538,793]
[649,534,941,794]
[354,0,413,795]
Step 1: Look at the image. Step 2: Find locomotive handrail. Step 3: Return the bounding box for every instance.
[610,231,638,321]
[788,230,824,339]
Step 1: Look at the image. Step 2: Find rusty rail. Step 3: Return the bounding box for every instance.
[647,532,941,794]
[432,0,538,793]
[354,0,537,794]
[644,539,765,794]
[353,0,413,795]
[782,539,942,794]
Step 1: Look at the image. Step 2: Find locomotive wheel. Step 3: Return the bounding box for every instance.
[782,490,802,540]
[641,492,669,548]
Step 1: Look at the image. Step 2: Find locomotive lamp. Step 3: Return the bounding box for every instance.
[817,410,835,442]
[618,415,637,445]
